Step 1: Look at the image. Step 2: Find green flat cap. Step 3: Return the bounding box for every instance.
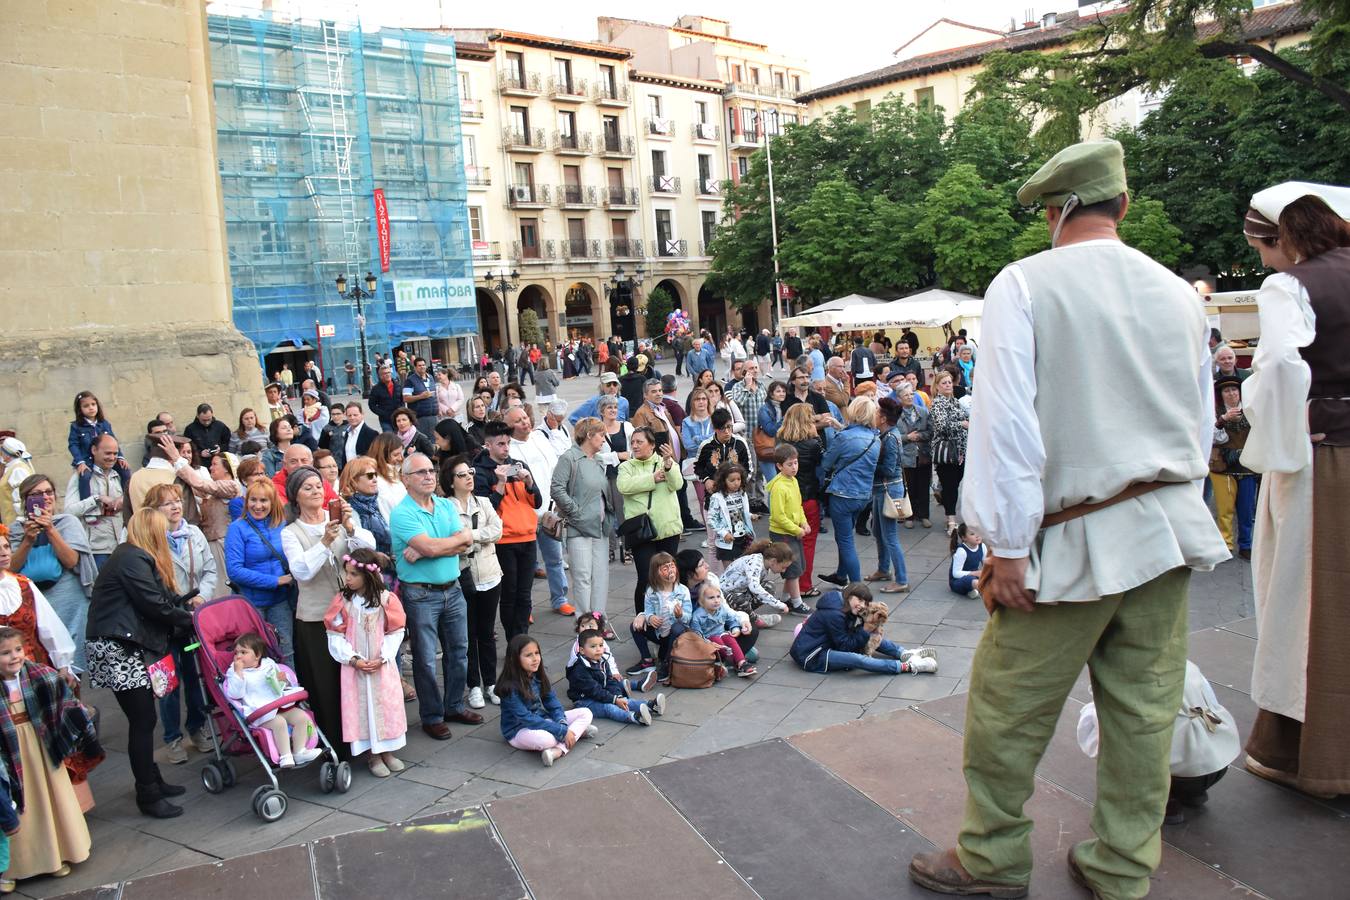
[1017,138,1127,207]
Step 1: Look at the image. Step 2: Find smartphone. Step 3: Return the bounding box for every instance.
[328,499,342,522]
[507,462,522,478]
[24,494,45,518]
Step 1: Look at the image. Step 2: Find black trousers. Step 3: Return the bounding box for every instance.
[463,575,501,689]
[294,620,349,761]
[904,463,932,520]
[674,351,686,375]
[497,541,536,640]
[113,686,159,788]
[631,536,681,614]
[676,482,700,529]
[936,462,966,516]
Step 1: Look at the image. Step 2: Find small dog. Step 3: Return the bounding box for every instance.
[863,601,890,657]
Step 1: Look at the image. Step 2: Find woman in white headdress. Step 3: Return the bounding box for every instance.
[1239,181,1350,799]
[0,438,35,527]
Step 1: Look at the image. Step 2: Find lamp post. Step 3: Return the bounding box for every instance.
[602,264,645,347]
[335,271,378,392]
[483,269,520,356]
[756,108,784,332]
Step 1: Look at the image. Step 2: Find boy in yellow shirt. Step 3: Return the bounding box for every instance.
[766,444,812,615]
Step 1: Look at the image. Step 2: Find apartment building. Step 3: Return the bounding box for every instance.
[599,15,811,332]
[798,3,1317,133]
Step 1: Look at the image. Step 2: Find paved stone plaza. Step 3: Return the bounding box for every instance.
[20,364,1283,899]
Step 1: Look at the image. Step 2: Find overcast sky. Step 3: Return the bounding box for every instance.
[209,0,1044,86]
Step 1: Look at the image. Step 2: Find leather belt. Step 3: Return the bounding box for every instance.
[1041,481,1169,530]
[403,579,458,591]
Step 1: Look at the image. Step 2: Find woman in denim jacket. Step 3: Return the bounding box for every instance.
[817,396,880,586]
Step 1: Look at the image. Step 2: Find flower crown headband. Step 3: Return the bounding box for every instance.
[342,554,380,572]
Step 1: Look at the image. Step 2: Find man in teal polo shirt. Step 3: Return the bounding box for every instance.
[390,453,481,740]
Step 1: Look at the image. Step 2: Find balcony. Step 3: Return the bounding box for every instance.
[698,240,714,257]
[592,82,630,105]
[654,238,688,258]
[511,239,557,263]
[598,133,635,157]
[691,122,720,142]
[650,175,681,195]
[604,186,639,208]
[607,237,644,259]
[464,166,491,189]
[502,127,547,152]
[498,71,543,96]
[471,240,502,261]
[725,81,802,101]
[729,128,761,149]
[549,77,588,102]
[460,98,484,120]
[645,117,675,138]
[697,177,723,197]
[556,184,600,208]
[562,238,601,260]
[228,243,307,266]
[552,131,592,155]
[218,157,302,176]
[507,183,550,207]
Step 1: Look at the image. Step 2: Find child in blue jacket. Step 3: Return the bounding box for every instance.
[566,630,666,726]
[498,635,595,767]
[789,583,938,675]
[67,391,119,473]
[689,581,757,677]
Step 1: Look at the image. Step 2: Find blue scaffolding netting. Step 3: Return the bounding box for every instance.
[208,10,474,376]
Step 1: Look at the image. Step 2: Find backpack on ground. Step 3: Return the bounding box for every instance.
[668,631,725,689]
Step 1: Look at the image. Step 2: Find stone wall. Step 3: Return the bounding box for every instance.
[1,0,262,476]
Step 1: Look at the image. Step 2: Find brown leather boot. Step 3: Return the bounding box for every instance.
[908,848,1029,898]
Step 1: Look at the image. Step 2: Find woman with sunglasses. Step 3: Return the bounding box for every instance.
[445,455,502,710]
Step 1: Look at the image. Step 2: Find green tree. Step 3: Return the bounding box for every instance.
[778,179,871,303]
[643,286,675,343]
[859,195,929,293]
[517,307,542,346]
[917,164,1018,293]
[1118,195,1190,268]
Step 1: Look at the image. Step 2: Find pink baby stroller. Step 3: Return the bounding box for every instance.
[192,595,352,821]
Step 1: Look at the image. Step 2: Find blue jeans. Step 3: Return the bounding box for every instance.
[824,639,904,674]
[872,488,908,584]
[951,573,977,594]
[827,494,870,582]
[93,553,111,570]
[630,621,687,663]
[260,599,295,669]
[1236,476,1258,551]
[576,697,645,723]
[159,645,208,742]
[403,582,469,725]
[535,527,570,609]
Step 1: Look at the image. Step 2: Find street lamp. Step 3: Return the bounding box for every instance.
[754,108,785,331]
[335,271,378,391]
[483,269,520,355]
[603,265,645,346]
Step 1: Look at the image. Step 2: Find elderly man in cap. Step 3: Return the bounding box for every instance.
[535,399,572,456]
[909,140,1227,899]
[569,372,630,424]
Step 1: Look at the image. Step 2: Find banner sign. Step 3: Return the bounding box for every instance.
[392,277,477,312]
[374,189,391,272]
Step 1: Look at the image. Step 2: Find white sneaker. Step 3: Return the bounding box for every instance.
[899,647,936,663]
[293,747,322,766]
[165,737,187,765]
[190,728,214,753]
[382,753,406,773]
[278,753,296,768]
[967,589,981,600]
[758,613,782,627]
[485,684,501,705]
[541,747,564,767]
[651,692,666,717]
[585,724,599,739]
[636,703,652,725]
[468,686,485,709]
[907,656,939,674]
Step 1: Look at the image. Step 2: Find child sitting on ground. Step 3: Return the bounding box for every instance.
[626,553,692,680]
[720,540,810,626]
[497,635,595,767]
[568,612,657,694]
[567,629,667,726]
[707,463,754,563]
[324,549,408,778]
[1077,660,1240,824]
[949,523,986,599]
[224,632,321,768]
[789,583,938,675]
[689,582,757,677]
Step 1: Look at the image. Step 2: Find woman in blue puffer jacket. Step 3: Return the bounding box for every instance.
[223,480,296,665]
[789,583,936,675]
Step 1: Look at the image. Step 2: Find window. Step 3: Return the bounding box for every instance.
[384,143,409,173]
[610,218,628,239]
[648,94,663,118]
[256,204,289,255]
[554,58,573,91]
[600,64,617,94]
[313,136,337,168]
[731,63,742,82]
[651,149,667,178]
[458,72,473,101]
[774,72,785,89]
[510,106,529,135]
[519,218,539,257]
[750,67,760,85]
[567,218,586,241]
[557,110,576,139]
[695,100,708,124]
[737,156,749,177]
[741,107,757,138]
[377,61,404,93]
[248,137,279,170]
[602,115,620,140]
[563,164,581,188]
[765,111,781,136]
[915,87,935,111]
[701,210,717,248]
[655,209,672,245]
[513,161,534,187]
[462,134,478,168]
[697,153,712,184]
[607,168,624,191]
[505,51,525,82]
[793,75,802,92]
[854,99,871,123]
[468,206,484,242]
[783,112,799,127]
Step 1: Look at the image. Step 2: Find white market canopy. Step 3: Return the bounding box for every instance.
[781,293,889,328]
[785,289,983,331]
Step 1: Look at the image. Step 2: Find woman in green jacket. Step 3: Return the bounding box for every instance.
[616,426,685,614]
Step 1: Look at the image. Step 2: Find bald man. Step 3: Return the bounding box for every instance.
[272,443,338,504]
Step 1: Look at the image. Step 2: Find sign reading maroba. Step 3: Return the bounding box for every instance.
[393,277,477,312]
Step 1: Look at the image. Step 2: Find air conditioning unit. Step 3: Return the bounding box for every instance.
[511,185,532,202]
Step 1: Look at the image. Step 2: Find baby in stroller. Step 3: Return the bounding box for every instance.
[224,632,321,769]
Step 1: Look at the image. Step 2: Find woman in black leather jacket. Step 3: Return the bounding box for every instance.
[87,509,196,819]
